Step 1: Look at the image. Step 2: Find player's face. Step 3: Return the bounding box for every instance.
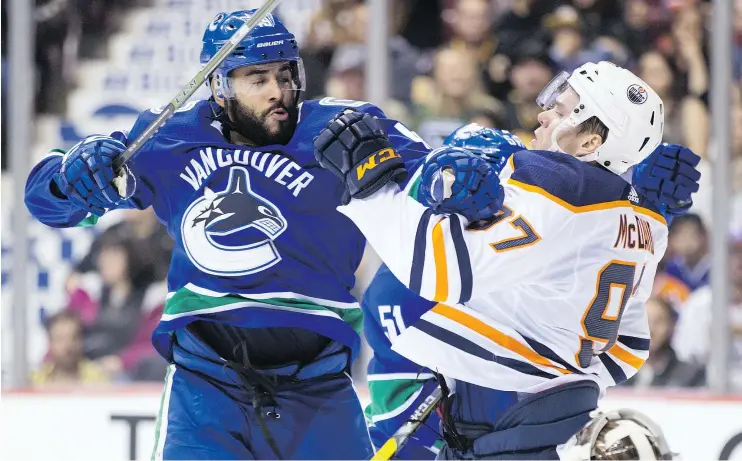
[223,62,299,146]
[532,87,580,152]
[532,87,600,156]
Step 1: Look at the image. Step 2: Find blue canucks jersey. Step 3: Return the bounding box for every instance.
[25,97,429,361]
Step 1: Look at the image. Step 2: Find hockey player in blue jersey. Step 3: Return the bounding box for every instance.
[361,123,699,460]
[24,10,434,460]
[316,61,701,459]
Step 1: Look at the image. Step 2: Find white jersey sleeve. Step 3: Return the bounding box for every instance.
[337,178,571,306]
[338,150,669,395]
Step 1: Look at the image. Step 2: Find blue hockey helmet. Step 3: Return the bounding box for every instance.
[443,123,526,173]
[200,10,305,102]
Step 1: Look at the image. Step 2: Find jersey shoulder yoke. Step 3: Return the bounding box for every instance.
[508,150,664,223]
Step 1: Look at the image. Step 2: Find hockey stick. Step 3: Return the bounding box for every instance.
[111,0,283,195]
[372,386,443,460]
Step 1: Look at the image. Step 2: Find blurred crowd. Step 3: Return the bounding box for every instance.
[0,0,147,169]
[15,0,742,390]
[31,208,172,387]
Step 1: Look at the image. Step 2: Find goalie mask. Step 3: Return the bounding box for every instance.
[558,409,675,460]
[536,61,664,175]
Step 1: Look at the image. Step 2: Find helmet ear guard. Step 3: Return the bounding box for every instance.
[212,71,225,100]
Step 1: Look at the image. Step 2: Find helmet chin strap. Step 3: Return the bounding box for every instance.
[545,118,571,154]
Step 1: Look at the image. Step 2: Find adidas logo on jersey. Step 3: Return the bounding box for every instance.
[628,187,640,204]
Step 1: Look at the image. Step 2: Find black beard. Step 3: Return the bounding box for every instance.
[225,99,298,146]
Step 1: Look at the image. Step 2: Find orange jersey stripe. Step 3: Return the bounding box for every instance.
[431,304,572,375]
[432,220,449,302]
[608,343,646,370]
[508,178,667,225]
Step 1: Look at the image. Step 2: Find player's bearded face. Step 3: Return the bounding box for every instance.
[223,63,299,146]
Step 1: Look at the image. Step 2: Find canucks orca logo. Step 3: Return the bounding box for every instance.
[181,167,287,276]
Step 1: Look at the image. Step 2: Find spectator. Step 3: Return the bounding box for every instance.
[693,84,742,228]
[323,44,410,123]
[663,214,710,291]
[613,0,668,57]
[325,2,422,107]
[543,5,611,73]
[66,230,159,378]
[624,297,705,388]
[500,50,555,145]
[31,311,109,387]
[70,207,172,288]
[669,5,709,102]
[570,0,625,44]
[637,50,709,158]
[495,0,554,57]
[398,0,444,50]
[305,0,365,51]
[445,0,496,66]
[674,232,742,389]
[652,270,692,311]
[411,46,504,145]
[412,46,503,121]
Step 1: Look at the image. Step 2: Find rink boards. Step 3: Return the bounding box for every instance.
[1,387,741,460]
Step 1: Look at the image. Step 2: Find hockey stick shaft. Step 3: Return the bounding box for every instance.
[111,0,283,174]
[372,386,443,460]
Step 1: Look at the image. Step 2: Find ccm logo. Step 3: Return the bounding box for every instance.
[356,148,400,180]
[256,40,284,48]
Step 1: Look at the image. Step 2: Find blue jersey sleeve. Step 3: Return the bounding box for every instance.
[24,151,91,227]
[24,116,159,228]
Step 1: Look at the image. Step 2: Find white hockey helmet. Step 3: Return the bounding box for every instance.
[536,61,664,175]
[558,409,675,460]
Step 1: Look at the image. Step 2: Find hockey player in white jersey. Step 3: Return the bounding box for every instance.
[314,61,695,459]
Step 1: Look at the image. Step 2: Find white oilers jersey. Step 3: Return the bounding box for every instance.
[339,150,668,395]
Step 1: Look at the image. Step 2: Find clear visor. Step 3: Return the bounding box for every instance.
[219,59,305,100]
[536,70,573,110]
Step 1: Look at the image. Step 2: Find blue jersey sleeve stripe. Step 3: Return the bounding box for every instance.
[617,335,651,351]
[414,320,557,380]
[410,209,435,293]
[599,353,628,384]
[449,214,473,303]
[522,336,583,375]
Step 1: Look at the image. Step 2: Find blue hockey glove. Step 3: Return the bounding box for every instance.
[52,135,132,216]
[443,124,526,174]
[419,147,504,222]
[632,143,701,218]
[314,109,407,205]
